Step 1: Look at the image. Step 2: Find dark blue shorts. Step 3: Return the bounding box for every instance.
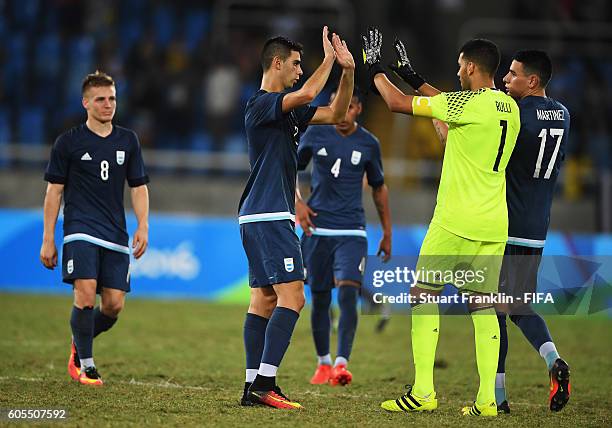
[301,234,367,292]
[240,220,305,288]
[62,240,131,293]
[499,244,543,298]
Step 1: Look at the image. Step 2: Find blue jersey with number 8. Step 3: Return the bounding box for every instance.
[44,124,149,252]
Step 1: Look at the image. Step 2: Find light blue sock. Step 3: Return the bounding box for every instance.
[539,342,560,370]
[495,373,506,405]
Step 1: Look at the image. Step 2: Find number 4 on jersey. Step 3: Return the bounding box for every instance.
[331,158,341,178]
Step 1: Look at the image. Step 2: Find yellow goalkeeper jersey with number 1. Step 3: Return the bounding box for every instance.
[412,88,520,243]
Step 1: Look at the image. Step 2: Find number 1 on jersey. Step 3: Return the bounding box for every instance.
[331,158,341,178]
[493,120,508,172]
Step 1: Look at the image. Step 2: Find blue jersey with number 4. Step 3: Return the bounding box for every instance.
[44,124,149,253]
[298,124,384,231]
[506,96,570,247]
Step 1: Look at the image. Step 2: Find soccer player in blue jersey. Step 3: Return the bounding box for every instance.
[40,71,150,386]
[495,50,571,413]
[238,27,354,409]
[295,87,391,387]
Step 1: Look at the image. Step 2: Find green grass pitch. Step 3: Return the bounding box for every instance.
[0,293,610,427]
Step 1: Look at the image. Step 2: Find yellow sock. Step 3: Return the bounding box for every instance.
[471,307,500,406]
[411,303,439,397]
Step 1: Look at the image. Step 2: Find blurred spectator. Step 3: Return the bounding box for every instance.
[0,0,608,198]
[204,52,241,152]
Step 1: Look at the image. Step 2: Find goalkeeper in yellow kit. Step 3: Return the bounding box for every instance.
[361,29,520,416]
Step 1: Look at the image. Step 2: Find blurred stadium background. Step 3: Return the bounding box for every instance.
[0,1,611,426]
[0,0,610,298]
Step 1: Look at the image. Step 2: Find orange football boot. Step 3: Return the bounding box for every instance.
[68,340,80,381]
[309,364,332,385]
[329,364,352,386]
[79,366,103,386]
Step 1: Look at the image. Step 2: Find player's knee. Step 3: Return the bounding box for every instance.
[103,299,124,317]
[73,283,96,308]
[290,290,306,311]
[285,290,305,312]
[263,293,278,314]
[338,285,359,307]
[311,291,332,311]
[249,292,277,317]
[275,281,305,312]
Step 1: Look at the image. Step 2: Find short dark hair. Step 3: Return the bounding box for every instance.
[513,50,553,88]
[82,71,114,95]
[459,39,500,76]
[261,36,303,71]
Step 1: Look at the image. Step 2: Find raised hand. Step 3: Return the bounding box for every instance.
[332,33,355,70]
[360,26,385,94]
[322,26,335,60]
[361,26,383,66]
[389,38,425,90]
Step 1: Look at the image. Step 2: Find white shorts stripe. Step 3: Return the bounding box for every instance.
[507,236,546,248]
[238,212,296,224]
[311,228,367,238]
[63,233,130,254]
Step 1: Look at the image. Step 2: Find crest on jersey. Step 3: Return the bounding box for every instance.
[351,150,362,165]
[284,257,294,273]
[116,150,125,165]
[67,259,74,274]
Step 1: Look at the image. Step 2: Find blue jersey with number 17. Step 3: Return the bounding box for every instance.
[297,124,384,231]
[506,96,570,247]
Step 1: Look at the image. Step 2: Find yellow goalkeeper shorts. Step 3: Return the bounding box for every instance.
[414,222,504,294]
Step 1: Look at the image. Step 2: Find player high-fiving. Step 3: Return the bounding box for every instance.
[362,28,520,417]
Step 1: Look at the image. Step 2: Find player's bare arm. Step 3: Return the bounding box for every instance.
[388,37,446,142]
[40,182,63,269]
[310,33,355,124]
[282,26,336,113]
[130,184,149,259]
[295,183,317,237]
[372,184,392,261]
[432,119,448,145]
[375,73,415,114]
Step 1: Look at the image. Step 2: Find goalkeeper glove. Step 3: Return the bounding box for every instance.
[361,26,385,94]
[389,38,426,90]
